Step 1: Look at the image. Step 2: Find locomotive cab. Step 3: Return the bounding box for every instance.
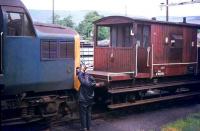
[0,0,80,95]
[1,0,80,125]
[0,0,36,87]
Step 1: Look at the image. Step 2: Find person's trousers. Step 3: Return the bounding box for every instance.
[79,101,92,130]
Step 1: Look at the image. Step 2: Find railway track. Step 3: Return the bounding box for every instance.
[49,79,200,127]
[50,93,200,128]
[2,79,200,128]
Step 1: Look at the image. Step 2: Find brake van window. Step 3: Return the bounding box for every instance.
[7,12,34,36]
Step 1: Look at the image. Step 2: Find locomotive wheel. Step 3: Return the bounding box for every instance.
[45,102,57,114]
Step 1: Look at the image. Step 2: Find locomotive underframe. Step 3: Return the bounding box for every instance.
[1,89,77,126]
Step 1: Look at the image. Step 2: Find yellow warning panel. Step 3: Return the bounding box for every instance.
[74,34,80,91]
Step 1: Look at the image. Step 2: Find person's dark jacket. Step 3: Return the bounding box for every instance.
[77,71,96,103]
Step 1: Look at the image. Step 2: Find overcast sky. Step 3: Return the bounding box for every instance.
[21,0,200,18]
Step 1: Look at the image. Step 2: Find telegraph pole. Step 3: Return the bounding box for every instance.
[52,0,55,24]
[160,0,200,22]
[125,5,127,16]
[166,0,169,21]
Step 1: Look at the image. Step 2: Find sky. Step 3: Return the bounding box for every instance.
[21,0,200,18]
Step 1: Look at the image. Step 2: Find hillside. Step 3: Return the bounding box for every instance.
[28,10,200,25]
[29,10,119,25]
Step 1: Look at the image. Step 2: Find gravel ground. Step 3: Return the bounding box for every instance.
[52,100,200,131]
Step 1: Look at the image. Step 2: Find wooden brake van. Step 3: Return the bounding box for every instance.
[92,16,200,78]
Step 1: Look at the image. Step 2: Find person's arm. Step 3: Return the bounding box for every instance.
[78,72,97,87]
[95,82,105,87]
[77,71,90,87]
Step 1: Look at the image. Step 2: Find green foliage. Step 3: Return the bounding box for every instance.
[98,27,110,40]
[54,14,75,28]
[54,14,60,24]
[53,11,109,40]
[162,112,200,131]
[77,11,109,40]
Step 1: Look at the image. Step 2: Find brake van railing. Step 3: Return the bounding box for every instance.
[107,71,135,82]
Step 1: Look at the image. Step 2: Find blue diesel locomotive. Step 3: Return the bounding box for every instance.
[0,0,80,125]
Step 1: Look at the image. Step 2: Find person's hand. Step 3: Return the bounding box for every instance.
[96,82,105,87]
[76,67,81,75]
[81,65,87,72]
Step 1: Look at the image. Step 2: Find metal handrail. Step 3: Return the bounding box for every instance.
[0,32,3,72]
[107,71,135,82]
[147,46,151,67]
[196,44,199,75]
[135,42,140,76]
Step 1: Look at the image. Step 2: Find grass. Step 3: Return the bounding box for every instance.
[162,112,200,131]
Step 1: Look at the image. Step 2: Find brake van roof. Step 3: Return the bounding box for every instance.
[94,16,200,28]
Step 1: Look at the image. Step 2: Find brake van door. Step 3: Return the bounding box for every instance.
[136,24,151,78]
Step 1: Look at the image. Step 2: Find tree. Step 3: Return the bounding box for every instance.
[98,27,109,40]
[57,15,74,28]
[54,14,75,28]
[54,14,60,24]
[77,11,109,40]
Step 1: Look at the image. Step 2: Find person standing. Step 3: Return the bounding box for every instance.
[76,66,96,131]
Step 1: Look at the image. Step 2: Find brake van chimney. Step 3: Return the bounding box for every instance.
[183,17,186,23]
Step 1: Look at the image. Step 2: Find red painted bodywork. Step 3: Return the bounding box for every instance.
[94,47,135,72]
[92,16,200,78]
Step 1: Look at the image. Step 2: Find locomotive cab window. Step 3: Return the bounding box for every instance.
[7,12,34,36]
[41,40,74,60]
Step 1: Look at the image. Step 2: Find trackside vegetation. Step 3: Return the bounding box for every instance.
[162,112,200,131]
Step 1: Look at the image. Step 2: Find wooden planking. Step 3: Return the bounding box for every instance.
[183,27,197,63]
[94,47,135,72]
[152,24,197,64]
[152,24,184,64]
[137,47,149,73]
[94,47,109,71]
[93,16,199,77]
[151,23,198,77]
